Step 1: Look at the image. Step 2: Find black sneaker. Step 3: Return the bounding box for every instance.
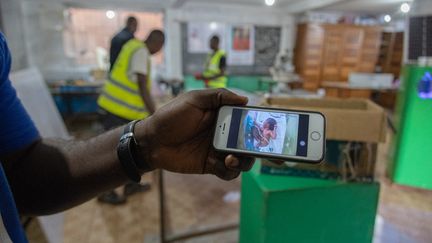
[97,191,126,205]
[124,182,151,197]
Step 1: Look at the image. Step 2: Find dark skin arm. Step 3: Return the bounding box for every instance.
[1,89,254,216]
[137,73,156,114]
[1,129,126,215]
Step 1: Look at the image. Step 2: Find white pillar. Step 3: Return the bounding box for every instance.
[1,0,28,71]
[164,9,183,80]
[279,15,295,55]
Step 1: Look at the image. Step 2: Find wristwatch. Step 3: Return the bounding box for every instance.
[117,120,153,182]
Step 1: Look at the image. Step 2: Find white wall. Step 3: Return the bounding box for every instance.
[411,0,432,16]
[2,0,295,80]
[1,0,29,71]
[21,0,79,80]
[1,0,167,80]
[164,2,295,79]
[1,0,92,79]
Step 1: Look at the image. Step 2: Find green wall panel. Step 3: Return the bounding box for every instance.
[390,65,432,189]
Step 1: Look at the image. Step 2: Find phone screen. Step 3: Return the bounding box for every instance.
[226,108,310,157]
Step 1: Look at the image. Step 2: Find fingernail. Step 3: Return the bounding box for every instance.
[242,96,249,104]
[228,156,240,167]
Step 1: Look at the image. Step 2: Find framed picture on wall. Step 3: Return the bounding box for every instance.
[227,25,255,65]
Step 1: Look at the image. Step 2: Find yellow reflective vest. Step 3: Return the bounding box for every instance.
[203,50,227,88]
[97,39,151,121]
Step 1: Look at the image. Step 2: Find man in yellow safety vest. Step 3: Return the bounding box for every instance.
[195,35,227,88]
[96,29,165,204]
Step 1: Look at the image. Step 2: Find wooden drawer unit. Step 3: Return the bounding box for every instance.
[294,23,382,90]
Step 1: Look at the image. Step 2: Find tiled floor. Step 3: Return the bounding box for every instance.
[374,182,432,243]
[26,118,432,243]
[374,132,432,243]
[61,172,241,243]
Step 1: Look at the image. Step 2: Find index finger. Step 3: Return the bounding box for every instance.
[225,154,255,171]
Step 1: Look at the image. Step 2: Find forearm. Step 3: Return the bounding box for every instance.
[137,74,155,114]
[1,88,254,216]
[203,73,223,80]
[3,126,133,216]
[140,87,156,114]
[203,69,225,80]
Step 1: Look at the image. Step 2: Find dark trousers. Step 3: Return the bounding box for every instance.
[97,108,151,205]
[98,108,131,131]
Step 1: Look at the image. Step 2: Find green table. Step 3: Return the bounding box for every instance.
[240,163,379,243]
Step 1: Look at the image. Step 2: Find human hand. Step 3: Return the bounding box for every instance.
[136,89,255,180]
[194,73,204,80]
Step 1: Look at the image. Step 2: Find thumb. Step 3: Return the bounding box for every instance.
[189,88,248,110]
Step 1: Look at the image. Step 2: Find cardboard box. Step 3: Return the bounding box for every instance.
[263,97,387,143]
[90,69,107,81]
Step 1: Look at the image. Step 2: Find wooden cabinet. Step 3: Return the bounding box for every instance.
[359,28,382,72]
[339,27,364,81]
[294,23,324,90]
[377,32,404,77]
[321,26,343,82]
[294,23,382,90]
[322,81,373,99]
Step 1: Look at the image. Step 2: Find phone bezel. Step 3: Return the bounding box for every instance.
[213,105,326,164]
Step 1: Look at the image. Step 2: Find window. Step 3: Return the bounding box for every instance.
[63,8,163,68]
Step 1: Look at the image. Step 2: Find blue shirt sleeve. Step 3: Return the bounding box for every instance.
[0,32,39,155]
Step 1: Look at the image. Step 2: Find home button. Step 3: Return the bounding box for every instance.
[311,131,321,141]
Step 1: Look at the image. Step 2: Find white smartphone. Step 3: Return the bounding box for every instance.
[213,106,326,163]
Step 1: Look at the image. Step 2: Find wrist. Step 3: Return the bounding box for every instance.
[135,118,158,170]
[116,120,149,182]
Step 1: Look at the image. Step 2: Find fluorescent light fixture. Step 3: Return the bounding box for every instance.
[265,0,275,6]
[384,15,391,23]
[106,10,116,19]
[400,3,410,13]
[210,22,218,30]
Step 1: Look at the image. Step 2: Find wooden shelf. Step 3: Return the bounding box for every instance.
[376,32,404,77]
[294,23,382,91]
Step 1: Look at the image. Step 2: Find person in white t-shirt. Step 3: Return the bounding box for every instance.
[97,30,165,204]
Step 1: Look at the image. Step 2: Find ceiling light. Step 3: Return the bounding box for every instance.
[400,3,410,13]
[106,10,116,19]
[384,15,391,23]
[265,0,275,7]
[210,22,218,30]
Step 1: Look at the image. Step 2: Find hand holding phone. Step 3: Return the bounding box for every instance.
[138,89,255,181]
[213,106,326,163]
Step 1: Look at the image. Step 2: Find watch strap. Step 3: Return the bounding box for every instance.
[117,120,151,183]
[126,121,153,172]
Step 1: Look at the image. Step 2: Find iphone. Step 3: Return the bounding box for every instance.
[213,106,326,163]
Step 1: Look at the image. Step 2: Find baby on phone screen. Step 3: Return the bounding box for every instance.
[252,118,277,150]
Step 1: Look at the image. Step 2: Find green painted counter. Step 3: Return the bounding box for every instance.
[184,75,270,92]
[240,163,380,243]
